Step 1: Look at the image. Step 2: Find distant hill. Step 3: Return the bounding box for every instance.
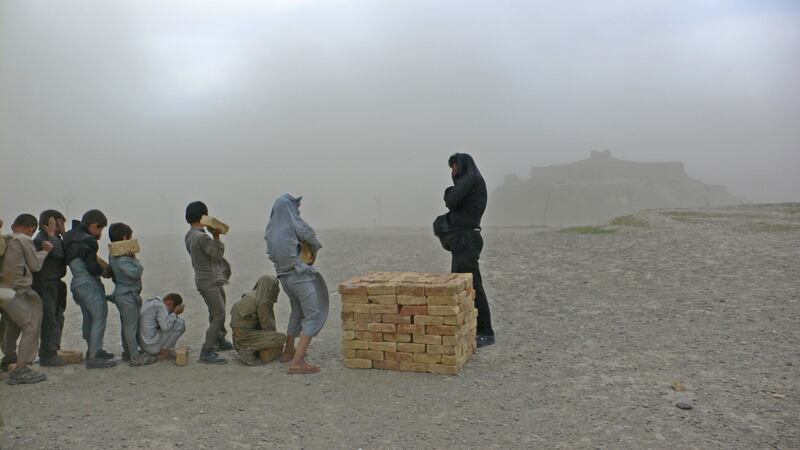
[487,151,745,226]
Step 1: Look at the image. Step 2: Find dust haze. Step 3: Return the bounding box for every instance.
[2,0,798,234]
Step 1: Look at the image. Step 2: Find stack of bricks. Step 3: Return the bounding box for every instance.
[339,272,477,375]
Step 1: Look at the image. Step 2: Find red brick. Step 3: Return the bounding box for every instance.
[399,305,428,316]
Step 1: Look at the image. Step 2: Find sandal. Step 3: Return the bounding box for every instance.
[287,363,320,375]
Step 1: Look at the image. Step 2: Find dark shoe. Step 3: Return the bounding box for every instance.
[86,358,118,369]
[130,354,157,367]
[218,339,235,351]
[237,350,261,366]
[476,334,495,348]
[39,355,67,367]
[7,366,47,385]
[121,352,131,362]
[96,349,115,360]
[199,350,227,365]
[1,355,18,372]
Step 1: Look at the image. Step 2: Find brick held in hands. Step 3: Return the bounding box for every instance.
[344,358,373,369]
[367,323,396,333]
[342,339,369,350]
[368,341,397,352]
[108,239,141,257]
[356,349,385,361]
[413,334,442,345]
[413,315,444,326]
[413,352,442,364]
[369,304,399,315]
[399,305,427,317]
[341,294,369,304]
[397,295,427,306]
[397,343,426,353]
[199,215,229,234]
[368,294,397,305]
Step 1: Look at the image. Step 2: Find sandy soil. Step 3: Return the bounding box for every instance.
[1,203,798,449]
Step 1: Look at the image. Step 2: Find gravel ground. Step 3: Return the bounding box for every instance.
[1,203,798,449]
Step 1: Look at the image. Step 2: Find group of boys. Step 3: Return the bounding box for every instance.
[0,210,187,385]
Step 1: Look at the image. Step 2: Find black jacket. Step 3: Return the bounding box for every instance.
[443,153,487,232]
[63,220,104,277]
[33,230,67,281]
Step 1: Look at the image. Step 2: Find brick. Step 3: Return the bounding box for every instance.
[397,343,426,353]
[342,330,355,340]
[443,314,465,325]
[368,294,397,305]
[442,335,457,346]
[385,351,413,363]
[398,362,429,373]
[341,312,354,321]
[367,283,397,295]
[396,284,425,296]
[343,349,357,359]
[339,283,368,295]
[397,295,427,305]
[395,333,412,343]
[369,304,399,314]
[428,364,459,375]
[341,294,369,304]
[413,315,444,326]
[175,346,190,366]
[356,349,385,361]
[413,334,442,345]
[440,355,457,365]
[342,339,369,350]
[399,305,428,316]
[353,321,371,331]
[367,323,396,333]
[427,305,460,316]
[342,303,371,314]
[397,324,426,334]
[108,239,140,257]
[199,215,229,234]
[427,345,456,355]
[382,314,411,324]
[344,358,372,369]
[353,313,382,323]
[369,341,397,352]
[258,347,282,363]
[413,353,442,364]
[355,331,384,341]
[426,295,459,306]
[373,360,399,370]
[425,325,457,336]
[425,283,459,296]
[57,350,84,364]
[342,321,356,331]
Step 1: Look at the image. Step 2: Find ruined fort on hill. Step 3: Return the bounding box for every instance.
[487,151,745,227]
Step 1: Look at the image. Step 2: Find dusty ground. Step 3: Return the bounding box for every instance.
[1,203,798,449]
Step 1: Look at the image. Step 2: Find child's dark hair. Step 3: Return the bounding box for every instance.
[39,210,65,230]
[12,214,38,229]
[163,293,183,306]
[81,209,108,228]
[185,201,208,223]
[108,223,133,242]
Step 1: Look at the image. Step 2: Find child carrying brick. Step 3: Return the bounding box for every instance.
[108,223,156,367]
[184,201,231,364]
[0,214,53,384]
[32,209,68,367]
[63,210,117,369]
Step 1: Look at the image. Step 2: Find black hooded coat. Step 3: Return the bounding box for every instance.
[443,153,488,232]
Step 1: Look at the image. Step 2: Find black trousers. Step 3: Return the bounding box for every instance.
[450,229,494,336]
[32,278,66,358]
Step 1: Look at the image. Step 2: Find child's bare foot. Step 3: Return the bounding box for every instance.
[287,361,320,374]
[279,351,295,363]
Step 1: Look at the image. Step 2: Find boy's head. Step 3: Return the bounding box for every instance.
[108,223,133,242]
[39,209,66,234]
[163,293,183,312]
[81,209,108,239]
[12,214,38,236]
[185,201,208,224]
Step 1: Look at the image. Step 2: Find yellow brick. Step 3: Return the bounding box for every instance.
[427,345,456,355]
[366,283,397,295]
[442,335,457,346]
[341,294,369,304]
[342,339,369,350]
[369,304,399,314]
[426,325,457,336]
[413,352,442,364]
[382,314,412,324]
[339,282,368,296]
[367,323,396,333]
[396,284,425,296]
[341,312,354,321]
[353,321,371,331]
[429,364,459,375]
[443,314,465,325]
[342,330,355,340]
[441,355,457,365]
[342,303,371,314]
[382,333,396,342]
[413,315,444,326]
[369,341,397,352]
[427,305,460,316]
[355,331,384,341]
[343,349,357,359]
[413,334,442,345]
[353,313,382,323]
[425,283,459,296]
[385,351,413,363]
[397,295,427,305]
[426,295,459,306]
[368,294,397,305]
[356,349,385,361]
[344,358,372,369]
[395,333,412,343]
[397,324,426,334]
[397,343,426,353]
[342,321,356,331]
[373,360,399,370]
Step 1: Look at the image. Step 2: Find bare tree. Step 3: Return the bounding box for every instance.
[57,196,77,219]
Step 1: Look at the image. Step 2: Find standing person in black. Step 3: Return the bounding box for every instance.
[443,153,495,347]
[32,210,68,367]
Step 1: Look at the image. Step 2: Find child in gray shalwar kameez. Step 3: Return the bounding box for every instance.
[265,193,329,374]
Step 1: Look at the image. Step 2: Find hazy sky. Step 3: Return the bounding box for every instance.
[2,0,798,234]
